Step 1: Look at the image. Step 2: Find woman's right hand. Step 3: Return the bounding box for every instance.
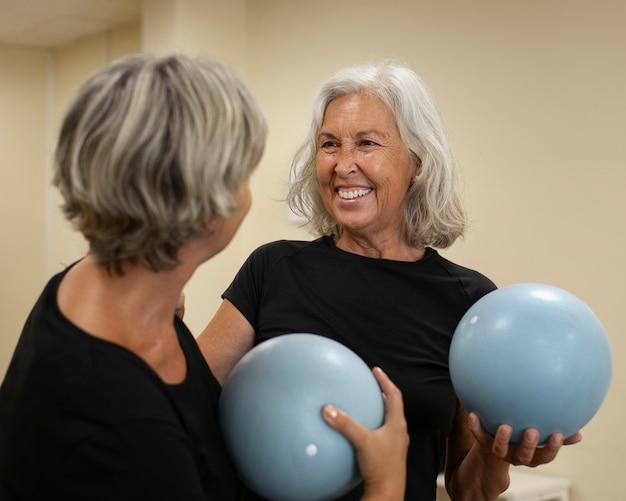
[322,367,409,501]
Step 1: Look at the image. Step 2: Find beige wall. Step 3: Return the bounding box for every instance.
[245,4,625,499]
[47,24,143,273]
[1,1,624,499]
[205,2,626,498]
[0,23,141,376]
[0,47,48,376]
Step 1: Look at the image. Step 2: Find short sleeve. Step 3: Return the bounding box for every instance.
[222,241,288,328]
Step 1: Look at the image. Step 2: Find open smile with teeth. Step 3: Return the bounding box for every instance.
[337,188,372,199]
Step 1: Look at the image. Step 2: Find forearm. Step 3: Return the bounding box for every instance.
[446,445,510,501]
[197,300,255,385]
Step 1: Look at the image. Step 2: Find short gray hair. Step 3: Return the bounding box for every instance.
[53,53,267,274]
[287,62,466,249]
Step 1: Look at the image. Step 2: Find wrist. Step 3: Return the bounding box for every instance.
[360,480,405,501]
[448,445,510,501]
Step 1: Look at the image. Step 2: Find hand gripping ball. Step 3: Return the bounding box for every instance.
[450,283,612,444]
[218,333,385,501]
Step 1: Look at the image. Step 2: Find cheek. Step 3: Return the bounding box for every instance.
[315,161,333,189]
[376,174,409,207]
[241,184,253,213]
[241,198,251,220]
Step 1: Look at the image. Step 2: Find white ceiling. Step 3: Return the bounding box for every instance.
[0,0,142,49]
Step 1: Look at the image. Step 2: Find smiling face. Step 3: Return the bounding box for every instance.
[316,92,418,248]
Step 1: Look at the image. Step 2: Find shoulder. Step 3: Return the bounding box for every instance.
[10,326,178,425]
[242,237,328,269]
[427,249,497,299]
[250,238,323,257]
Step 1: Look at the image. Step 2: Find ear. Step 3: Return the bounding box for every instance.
[203,215,222,235]
[414,156,423,177]
[409,155,422,186]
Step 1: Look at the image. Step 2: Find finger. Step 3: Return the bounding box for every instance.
[372,367,405,421]
[527,433,563,466]
[467,413,494,447]
[372,367,398,396]
[467,412,481,436]
[490,423,513,459]
[513,429,540,465]
[322,404,367,445]
[564,431,583,445]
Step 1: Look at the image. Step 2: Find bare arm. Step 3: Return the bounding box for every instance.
[445,402,583,501]
[196,299,255,385]
[323,368,409,501]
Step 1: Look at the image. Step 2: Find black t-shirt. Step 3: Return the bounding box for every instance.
[0,268,240,501]
[223,237,496,501]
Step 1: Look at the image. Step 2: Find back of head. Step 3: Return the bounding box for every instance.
[288,62,466,248]
[53,53,267,274]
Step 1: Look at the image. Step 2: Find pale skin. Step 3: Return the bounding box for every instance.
[197,92,582,500]
[58,177,407,501]
[58,179,254,386]
[323,367,409,501]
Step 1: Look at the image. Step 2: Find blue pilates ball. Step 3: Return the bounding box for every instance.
[450,283,612,444]
[218,333,384,501]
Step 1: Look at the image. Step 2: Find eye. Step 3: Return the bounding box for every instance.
[319,140,339,150]
[359,139,379,147]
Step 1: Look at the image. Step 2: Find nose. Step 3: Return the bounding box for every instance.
[334,146,357,177]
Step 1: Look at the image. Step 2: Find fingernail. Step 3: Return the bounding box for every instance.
[551,434,563,447]
[323,405,338,419]
[468,413,478,428]
[527,430,539,442]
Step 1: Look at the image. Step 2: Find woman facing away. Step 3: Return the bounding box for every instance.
[0,54,409,501]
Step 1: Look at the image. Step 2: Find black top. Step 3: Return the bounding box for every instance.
[0,267,240,501]
[223,236,497,501]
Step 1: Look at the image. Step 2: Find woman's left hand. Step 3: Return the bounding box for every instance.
[468,412,583,467]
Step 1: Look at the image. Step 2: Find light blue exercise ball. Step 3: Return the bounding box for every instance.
[450,283,612,444]
[218,333,385,501]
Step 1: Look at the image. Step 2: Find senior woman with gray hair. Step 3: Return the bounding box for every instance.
[0,54,408,501]
[199,62,581,500]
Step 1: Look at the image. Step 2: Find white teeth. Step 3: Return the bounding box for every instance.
[337,188,372,199]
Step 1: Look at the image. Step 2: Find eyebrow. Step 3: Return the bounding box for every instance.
[318,130,385,141]
[318,131,337,141]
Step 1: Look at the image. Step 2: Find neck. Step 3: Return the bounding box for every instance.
[62,256,185,336]
[334,232,425,262]
[57,255,192,384]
